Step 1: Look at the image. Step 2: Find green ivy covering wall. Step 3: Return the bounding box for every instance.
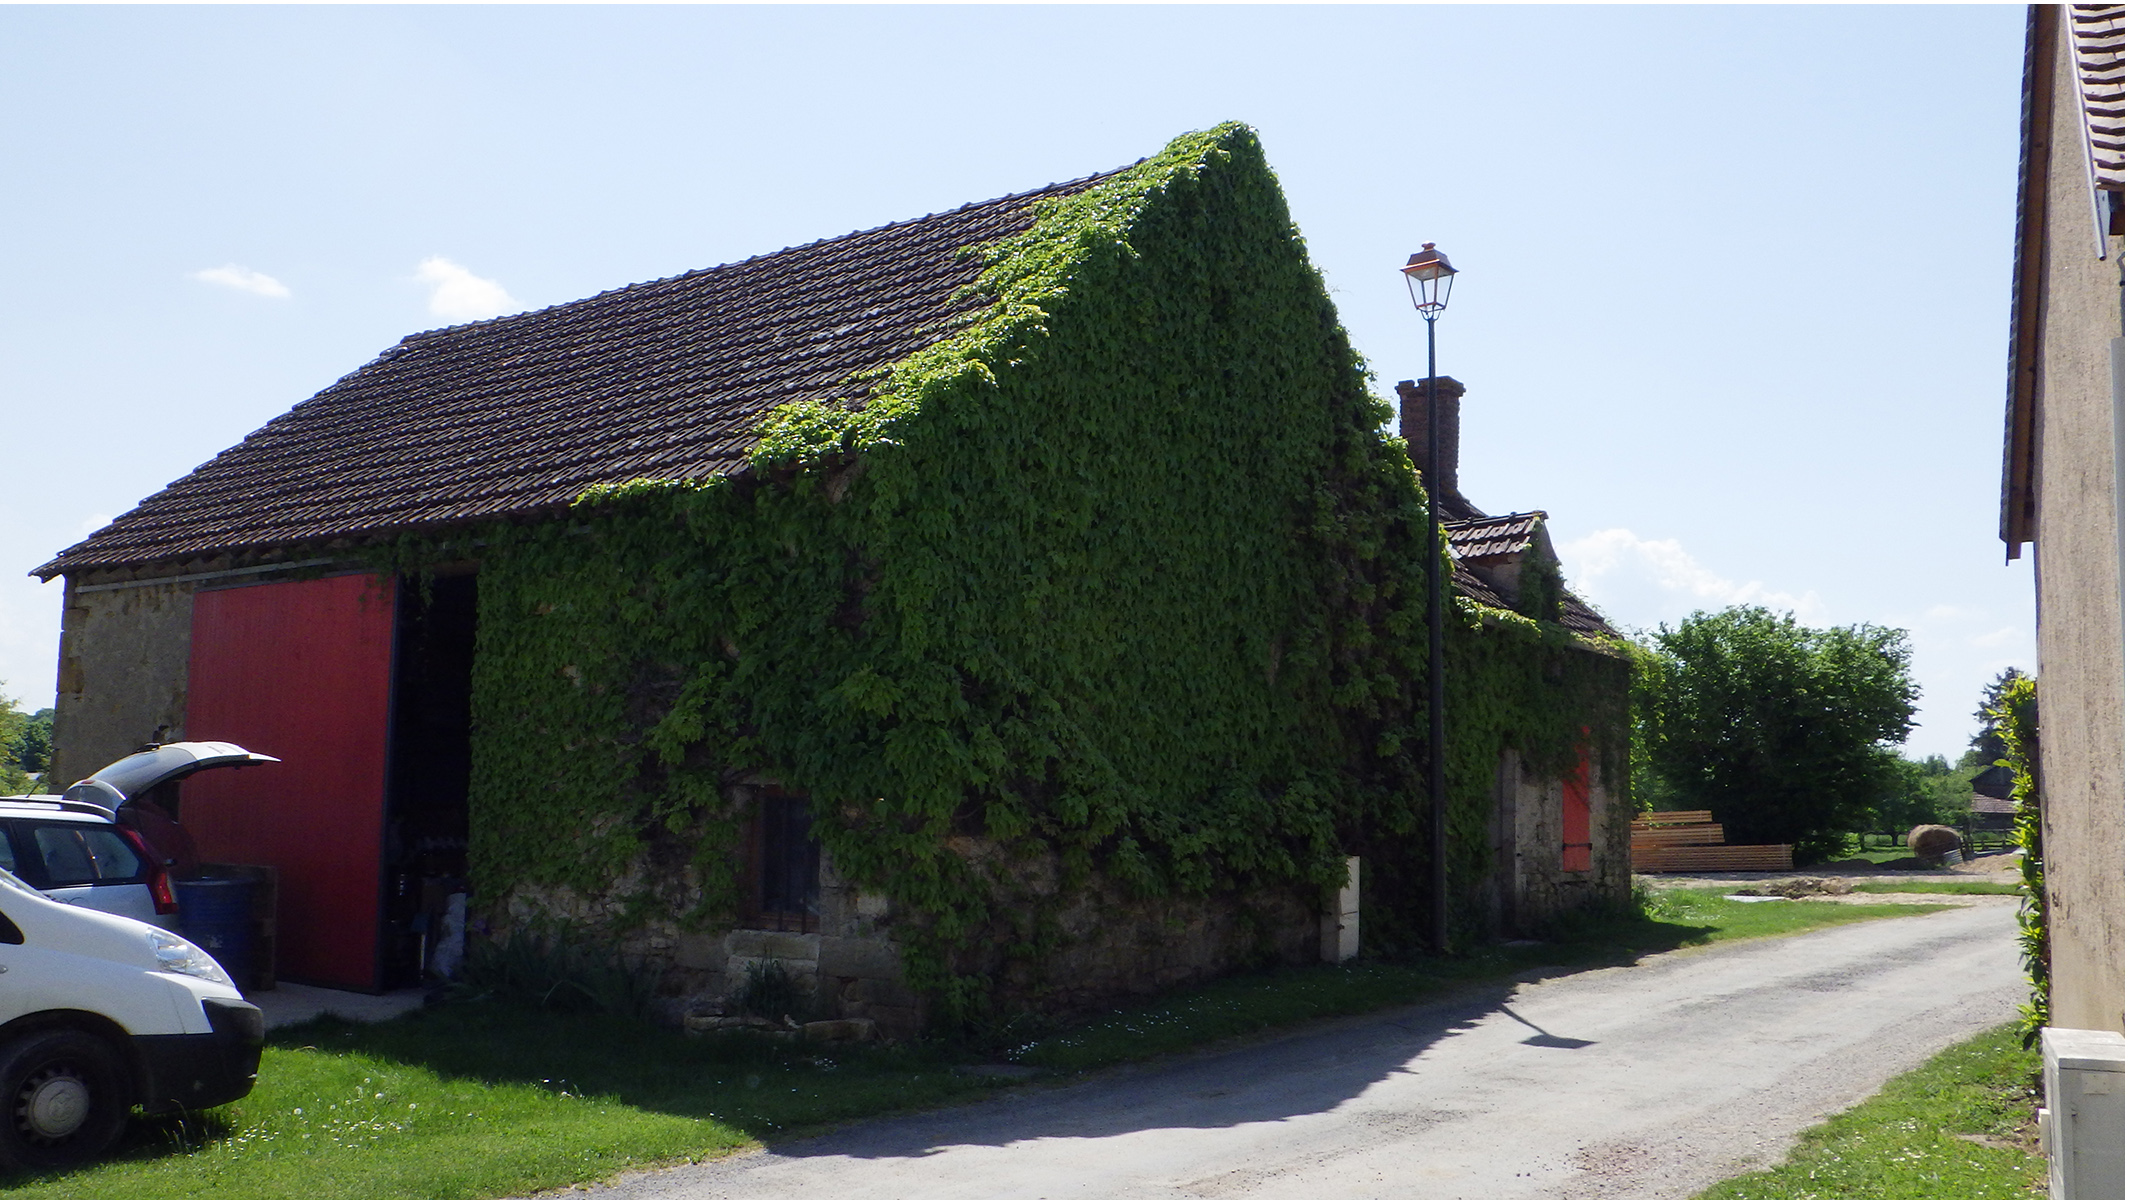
[1989,673,2046,1044]
[398,123,1624,1019]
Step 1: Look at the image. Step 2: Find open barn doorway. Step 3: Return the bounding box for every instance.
[382,571,477,988]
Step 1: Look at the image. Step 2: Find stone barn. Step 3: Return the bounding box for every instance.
[35,123,1629,1029]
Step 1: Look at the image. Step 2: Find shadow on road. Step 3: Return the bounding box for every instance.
[232,913,1719,1165]
[760,979,1543,1161]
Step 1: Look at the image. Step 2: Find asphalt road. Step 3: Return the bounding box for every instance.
[583,900,2023,1199]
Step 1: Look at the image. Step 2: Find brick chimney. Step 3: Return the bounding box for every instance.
[1396,376,1478,518]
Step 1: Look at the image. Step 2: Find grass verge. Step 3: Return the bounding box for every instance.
[1832,837,1926,866]
[1696,1021,2045,1199]
[0,891,1953,1198]
[1010,889,1948,1072]
[1846,880,2022,896]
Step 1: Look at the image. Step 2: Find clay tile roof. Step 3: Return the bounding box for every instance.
[1554,593,1617,638]
[1971,792,2019,817]
[1451,563,1512,610]
[35,171,1117,579]
[1444,511,1543,561]
[2071,4,2126,190]
[1442,510,1617,638]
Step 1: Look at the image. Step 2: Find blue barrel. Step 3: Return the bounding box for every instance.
[175,877,256,990]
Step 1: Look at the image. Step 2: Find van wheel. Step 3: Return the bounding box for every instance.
[0,1031,130,1171]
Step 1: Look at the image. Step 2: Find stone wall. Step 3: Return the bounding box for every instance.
[1486,741,1630,937]
[490,797,1320,1040]
[49,575,197,785]
[958,836,1321,1015]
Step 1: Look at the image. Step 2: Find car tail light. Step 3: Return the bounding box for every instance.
[118,826,179,915]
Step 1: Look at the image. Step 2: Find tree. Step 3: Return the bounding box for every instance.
[0,689,39,795]
[1867,751,1947,835]
[1967,667,2025,768]
[1868,753,1974,834]
[12,708,51,779]
[1637,606,1919,864]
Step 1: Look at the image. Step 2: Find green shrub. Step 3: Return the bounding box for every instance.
[732,959,809,1022]
[453,926,662,1018]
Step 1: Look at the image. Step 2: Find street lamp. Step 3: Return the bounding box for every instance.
[1402,243,1456,314]
[1401,243,1456,956]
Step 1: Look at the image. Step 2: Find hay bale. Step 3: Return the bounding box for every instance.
[1907,824,1964,862]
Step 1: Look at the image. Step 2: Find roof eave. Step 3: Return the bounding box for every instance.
[2002,3,2059,561]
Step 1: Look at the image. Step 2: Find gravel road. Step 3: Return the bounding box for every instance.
[579,900,2022,1200]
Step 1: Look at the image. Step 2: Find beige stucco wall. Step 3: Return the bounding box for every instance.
[2030,31,2126,1035]
[48,576,197,787]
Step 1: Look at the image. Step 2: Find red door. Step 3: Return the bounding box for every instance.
[1561,749,1593,872]
[184,573,396,991]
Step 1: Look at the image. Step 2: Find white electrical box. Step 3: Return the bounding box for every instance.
[2041,1026,2124,1200]
[1319,856,1360,962]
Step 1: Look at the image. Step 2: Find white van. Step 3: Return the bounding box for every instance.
[0,863,262,1171]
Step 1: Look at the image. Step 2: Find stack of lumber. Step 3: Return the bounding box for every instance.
[1631,810,1792,872]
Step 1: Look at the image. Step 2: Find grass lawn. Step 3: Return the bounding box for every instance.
[2,1008,1013,1199]
[1827,847,1923,867]
[1697,1021,2045,1199]
[0,891,1954,1198]
[1846,880,2022,896]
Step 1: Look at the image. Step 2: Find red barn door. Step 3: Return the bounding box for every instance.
[184,573,396,991]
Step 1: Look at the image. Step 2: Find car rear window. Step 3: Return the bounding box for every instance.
[31,825,143,886]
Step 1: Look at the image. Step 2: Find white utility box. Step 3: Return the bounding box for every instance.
[1319,856,1360,962]
[2040,1026,2124,1200]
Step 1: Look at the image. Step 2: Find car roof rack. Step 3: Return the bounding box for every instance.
[0,797,118,822]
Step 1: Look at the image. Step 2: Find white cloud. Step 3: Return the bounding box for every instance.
[1968,626,2020,648]
[414,257,518,322]
[1557,527,1828,632]
[192,264,290,299]
[74,514,111,537]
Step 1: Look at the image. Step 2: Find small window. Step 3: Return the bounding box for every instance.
[0,826,17,875]
[747,793,820,933]
[33,825,143,887]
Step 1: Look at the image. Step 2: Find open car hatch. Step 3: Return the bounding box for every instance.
[61,742,281,812]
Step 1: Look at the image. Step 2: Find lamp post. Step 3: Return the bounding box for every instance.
[1401,243,1456,956]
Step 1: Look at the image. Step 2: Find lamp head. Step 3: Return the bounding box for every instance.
[1402,243,1456,315]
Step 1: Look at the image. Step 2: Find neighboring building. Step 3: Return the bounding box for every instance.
[1968,765,2019,838]
[1397,379,1631,935]
[35,125,1628,1028]
[2000,2,2125,1039]
[1969,791,2019,835]
[1971,763,2017,800]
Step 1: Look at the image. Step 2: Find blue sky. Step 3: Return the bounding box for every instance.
[0,4,2033,761]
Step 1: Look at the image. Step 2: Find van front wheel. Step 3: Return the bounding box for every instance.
[0,1030,130,1171]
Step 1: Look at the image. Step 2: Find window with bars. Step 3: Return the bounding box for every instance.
[746,792,821,933]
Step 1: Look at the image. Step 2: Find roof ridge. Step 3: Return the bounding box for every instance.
[391,165,1135,344]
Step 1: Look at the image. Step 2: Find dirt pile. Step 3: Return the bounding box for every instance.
[1729,878,1855,898]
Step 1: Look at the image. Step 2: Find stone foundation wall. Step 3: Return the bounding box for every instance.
[493,836,929,1039]
[974,843,1321,1015]
[489,822,1320,1040]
